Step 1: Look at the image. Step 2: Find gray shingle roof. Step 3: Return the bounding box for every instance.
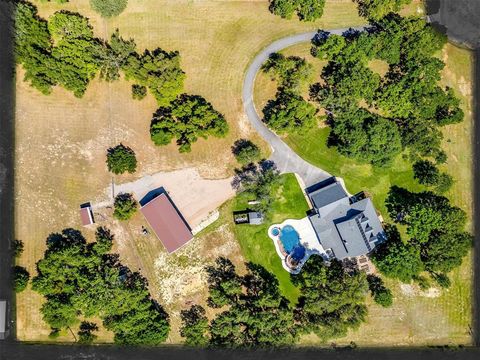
[309,181,348,210]
[307,181,386,260]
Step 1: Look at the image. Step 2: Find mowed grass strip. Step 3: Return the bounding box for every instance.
[232,173,309,303]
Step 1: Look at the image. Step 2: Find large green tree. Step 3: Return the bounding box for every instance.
[106,144,137,175]
[113,193,138,220]
[269,0,326,22]
[262,53,313,91]
[231,160,280,213]
[150,94,228,153]
[263,91,318,134]
[355,0,413,21]
[329,109,402,166]
[292,256,369,341]
[123,49,185,106]
[370,225,424,282]
[13,266,30,293]
[180,305,210,347]
[90,0,128,18]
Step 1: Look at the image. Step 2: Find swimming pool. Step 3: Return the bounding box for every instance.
[279,225,301,253]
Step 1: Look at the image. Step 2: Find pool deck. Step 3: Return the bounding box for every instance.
[268,218,327,274]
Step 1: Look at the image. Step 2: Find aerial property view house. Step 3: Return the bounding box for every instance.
[269,179,386,273]
[140,193,193,253]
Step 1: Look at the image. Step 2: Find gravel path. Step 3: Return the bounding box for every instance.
[242,28,365,187]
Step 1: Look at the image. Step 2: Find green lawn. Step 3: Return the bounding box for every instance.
[232,173,309,303]
[286,128,425,218]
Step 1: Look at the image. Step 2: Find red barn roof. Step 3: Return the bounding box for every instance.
[80,206,94,226]
[140,193,193,253]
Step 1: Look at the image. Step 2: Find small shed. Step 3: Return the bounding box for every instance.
[0,300,7,340]
[80,203,95,226]
[248,211,264,225]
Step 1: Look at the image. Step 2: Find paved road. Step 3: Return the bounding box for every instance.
[0,0,15,343]
[242,28,365,187]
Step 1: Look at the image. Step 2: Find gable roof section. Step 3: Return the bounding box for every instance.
[309,181,349,211]
[308,196,386,260]
[141,193,193,253]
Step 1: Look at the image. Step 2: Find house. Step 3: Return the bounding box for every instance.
[140,193,193,253]
[307,180,386,261]
[0,300,7,340]
[80,203,95,226]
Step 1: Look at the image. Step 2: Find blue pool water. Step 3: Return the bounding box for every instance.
[271,227,280,236]
[290,245,306,261]
[279,225,301,253]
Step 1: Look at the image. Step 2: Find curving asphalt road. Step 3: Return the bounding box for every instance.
[242,27,365,187]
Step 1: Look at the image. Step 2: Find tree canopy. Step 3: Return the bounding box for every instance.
[292,256,369,341]
[269,0,326,22]
[113,193,138,220]
[262,53,313,91]
[231,139,262,165]
[231,160,280,213]
[150,94,229,153]
[354,0,413,21]
[370,224,424,282]
[180,305,209,347]
[328,109,402,166]
[308,15,460,169]
[31,227,170,344]
[206,258,297,347]
[366,275,393,307]
[106,144,137,175]
[373,187,472,283]
[14,3,185,102]
[263,91,318,134]
[13,266,30,293]
[90,0,128,18]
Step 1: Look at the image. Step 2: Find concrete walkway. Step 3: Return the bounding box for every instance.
[242,28,365,187]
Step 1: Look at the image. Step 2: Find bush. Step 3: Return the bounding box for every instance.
[413,160,439,186]
[435,173,453,193]
[78,321,99,344]
[113,193,138,220]
[90,0,128,18]
[13,266,30,293]
[13,239,24,258]
[132,84,147,100]
[413,275,431,291]
[231,139,261,165]
[106,144,137,174]
[431,272,451,288]
[367,275,393,307]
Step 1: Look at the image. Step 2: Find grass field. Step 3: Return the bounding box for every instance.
[252,33,473,347]
[14,0,369,343]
